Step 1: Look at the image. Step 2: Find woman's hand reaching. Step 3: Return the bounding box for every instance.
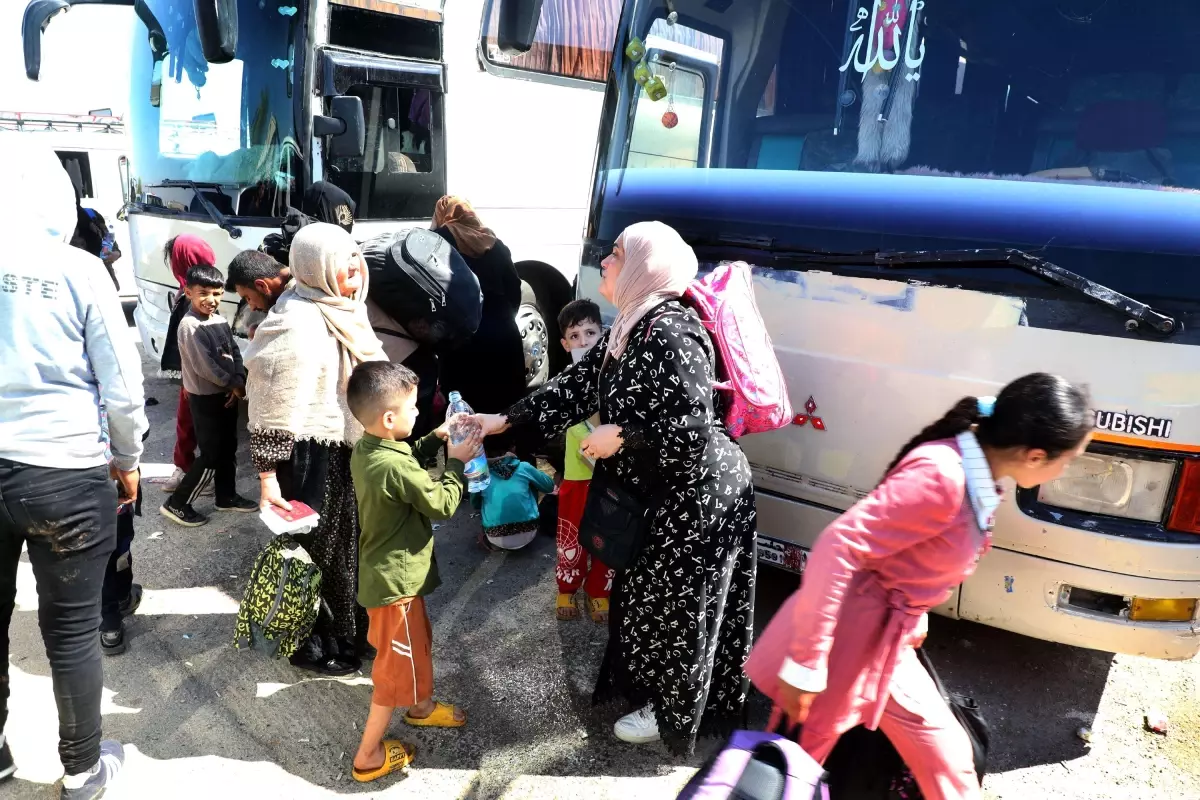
[580,424,623,460]
[474,414,510,436]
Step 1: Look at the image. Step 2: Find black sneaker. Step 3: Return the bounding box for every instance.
[60,740,123,800]
[119,584,143,618]
[159,503,208,527]
[101,625,127,656]
[0,737,15,781]
[215,495,258,513]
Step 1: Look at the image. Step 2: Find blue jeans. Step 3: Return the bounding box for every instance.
[0,459,116,775]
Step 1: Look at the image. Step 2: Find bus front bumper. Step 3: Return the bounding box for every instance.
[959,546,1200,661]
[755,491,1200,661]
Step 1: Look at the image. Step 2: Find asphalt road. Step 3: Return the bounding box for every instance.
[6,350,1199,799]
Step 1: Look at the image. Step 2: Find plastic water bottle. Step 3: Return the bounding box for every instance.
[446,391,490,492]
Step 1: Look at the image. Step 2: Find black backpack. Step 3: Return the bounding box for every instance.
[361,229,483,350]
[774,648,989,800]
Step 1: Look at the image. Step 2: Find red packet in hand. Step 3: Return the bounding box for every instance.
[260,501,320,535]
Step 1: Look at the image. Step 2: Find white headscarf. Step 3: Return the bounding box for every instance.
[606,221,699,359]
[0,135,78,242]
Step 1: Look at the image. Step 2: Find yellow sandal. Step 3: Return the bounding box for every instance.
[352,740,415,783]
[556,592,579,620]
[588,596,610,624]
[404,701,466,728]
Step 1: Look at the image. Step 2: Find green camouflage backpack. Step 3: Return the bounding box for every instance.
[234,535,322,659]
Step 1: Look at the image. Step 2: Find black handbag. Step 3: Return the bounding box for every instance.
[578,462,651,571]
[915,648,989,782]
[770,648,989,799]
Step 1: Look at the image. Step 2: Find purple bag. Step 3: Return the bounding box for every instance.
[677,730,829,800]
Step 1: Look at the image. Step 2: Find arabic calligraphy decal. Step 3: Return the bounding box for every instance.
[840,0,927,83]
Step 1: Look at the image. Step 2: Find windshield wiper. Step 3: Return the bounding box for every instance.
[158,180,243,239]
[876,248,1177,335]
[684,238,1178,336]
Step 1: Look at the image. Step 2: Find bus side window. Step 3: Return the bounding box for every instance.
[326,85,447,221]
[56,150,94,199]
[480,0,621,83]
[629,62,706,169]
[626,20,724,170]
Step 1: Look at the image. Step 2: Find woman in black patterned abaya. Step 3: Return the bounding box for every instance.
[477,221,757,756]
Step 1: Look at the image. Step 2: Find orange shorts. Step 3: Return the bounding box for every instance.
[367,596,433,709]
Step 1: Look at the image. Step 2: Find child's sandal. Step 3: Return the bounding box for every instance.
[352,740,416,783]
[404,701,466,728]
[556,593,578,620]
[588,596,609,624]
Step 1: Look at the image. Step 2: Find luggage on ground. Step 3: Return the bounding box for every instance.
[677,730,829,800]
[233,535,323,659]
[361,228,483,349]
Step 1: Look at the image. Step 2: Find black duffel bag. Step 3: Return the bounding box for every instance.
[773,648,989,799]
[361,228,483,350]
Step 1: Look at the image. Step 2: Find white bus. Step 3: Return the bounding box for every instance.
[499,0,1200,660]
[22,0,623,384]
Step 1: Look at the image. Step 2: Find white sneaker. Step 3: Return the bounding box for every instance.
[614,703,661,744]
[162,467,185,493]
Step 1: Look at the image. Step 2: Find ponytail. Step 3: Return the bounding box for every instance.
[885,397,981,475]
[885,373,1092,477]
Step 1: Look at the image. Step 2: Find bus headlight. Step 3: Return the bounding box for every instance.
[1038,453,1175,522]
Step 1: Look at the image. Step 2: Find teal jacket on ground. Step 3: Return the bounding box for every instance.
[473,456,555,531]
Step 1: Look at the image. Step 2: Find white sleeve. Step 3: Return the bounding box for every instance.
[778,658,828,693]
[82,262,148,470]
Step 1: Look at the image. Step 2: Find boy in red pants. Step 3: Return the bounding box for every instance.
[554,300,614,623]
[160,235,217,492]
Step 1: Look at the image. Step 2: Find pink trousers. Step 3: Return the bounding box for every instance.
[801,645,981,800]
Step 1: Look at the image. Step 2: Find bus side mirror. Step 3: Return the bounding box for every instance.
[194,0,238,64]
[496,0,544,55]
[22,0,71,80]
[314,96,366,159]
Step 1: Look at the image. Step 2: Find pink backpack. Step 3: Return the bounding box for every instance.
[683,261,793,439]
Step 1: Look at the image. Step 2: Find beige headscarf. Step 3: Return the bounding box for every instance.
[288,223,382,367]
[245,223,385,445]
[606,221,699,360]
[432,195,497,258]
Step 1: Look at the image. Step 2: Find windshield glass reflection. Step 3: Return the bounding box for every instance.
[128,0,300,217]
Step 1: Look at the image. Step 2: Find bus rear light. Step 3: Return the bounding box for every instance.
[1166,459,1200,534]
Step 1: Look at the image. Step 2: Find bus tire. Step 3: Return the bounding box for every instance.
[515,261,573,389]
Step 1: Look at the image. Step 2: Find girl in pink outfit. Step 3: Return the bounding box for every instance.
[746,373,1092,800]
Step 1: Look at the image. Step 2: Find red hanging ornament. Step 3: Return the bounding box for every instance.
[661,110,679,129]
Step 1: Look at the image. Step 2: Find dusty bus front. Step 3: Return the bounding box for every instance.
[500,0,1200,658]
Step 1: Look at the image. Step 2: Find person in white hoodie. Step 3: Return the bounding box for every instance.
[0,138,147,799]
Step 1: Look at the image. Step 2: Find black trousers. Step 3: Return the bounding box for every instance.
[0,459,116,775]
[170,392,239,508]
[100,490,138,633]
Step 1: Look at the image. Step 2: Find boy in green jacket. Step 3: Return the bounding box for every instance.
[345,361,482,782]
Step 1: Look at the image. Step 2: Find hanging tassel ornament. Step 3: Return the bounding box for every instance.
[661,62,679,129]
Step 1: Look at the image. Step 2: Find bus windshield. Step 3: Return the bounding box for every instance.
[588,0,1200,321]
[128,0,300,215]
[611,0,1200,188]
